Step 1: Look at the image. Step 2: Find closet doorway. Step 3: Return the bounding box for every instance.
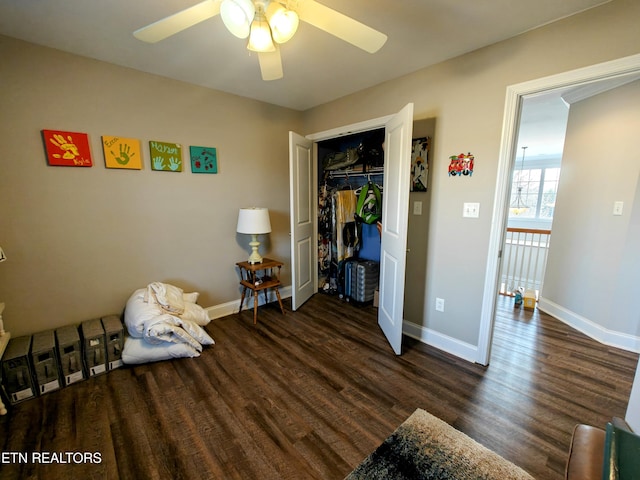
[289,103,414,354]
[316,128,385,300]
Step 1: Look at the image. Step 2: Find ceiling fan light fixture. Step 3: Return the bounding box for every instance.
[247,10,275,52]
[266,2,299,44]
[220,0,255,39]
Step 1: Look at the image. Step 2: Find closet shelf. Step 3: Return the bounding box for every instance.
[327,167,384,179]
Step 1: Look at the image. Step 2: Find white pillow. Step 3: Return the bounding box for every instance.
[180,302,211,326]
[124,288,165,337]
[144,282,185,315]
[183,292,200,303]
[125,287,212,341]
[121,336,200,365]
[143,320,203,351]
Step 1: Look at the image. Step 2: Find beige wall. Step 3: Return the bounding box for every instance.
[0,36,302,336]
[302,0,640,349]
[404,119,435,325]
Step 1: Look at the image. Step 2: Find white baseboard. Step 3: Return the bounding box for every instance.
[403,321,480,363]
[206,285,292,320]
[538,296,640,354]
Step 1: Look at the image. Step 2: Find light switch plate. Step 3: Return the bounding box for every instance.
[413,201,422,215]
[613,201,624,216]
[463,202,480,218]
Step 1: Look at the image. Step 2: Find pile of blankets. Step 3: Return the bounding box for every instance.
[121,282,214,364]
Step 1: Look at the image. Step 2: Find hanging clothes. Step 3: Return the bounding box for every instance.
[333,189,357,262]
[318,184,333,276]
[331,189,357,296]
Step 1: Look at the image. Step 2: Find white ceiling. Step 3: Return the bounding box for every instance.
[518,93,570,159]
[518,73,640,159]
[0,0,610,111]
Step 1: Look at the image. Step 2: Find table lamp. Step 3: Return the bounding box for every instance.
[237,207,271,264]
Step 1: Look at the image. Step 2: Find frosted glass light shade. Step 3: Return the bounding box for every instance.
[220,0,255,39]
[266,3,299,43]
[247,13,275,52]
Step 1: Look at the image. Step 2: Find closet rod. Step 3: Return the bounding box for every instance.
[327,168,384,179]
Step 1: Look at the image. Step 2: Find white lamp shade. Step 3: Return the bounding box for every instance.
[0,246,5,262]
[220,0,255,39]
[237,207,272,234]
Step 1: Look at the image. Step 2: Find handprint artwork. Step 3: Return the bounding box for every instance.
[189,146,218,174]
[153,156,165,170]
[50,134,79,159]
[102,136,143,169]
[43,130,93,167]
[113,144,133,165]
[168,157,181,171]
[149,140,182,172]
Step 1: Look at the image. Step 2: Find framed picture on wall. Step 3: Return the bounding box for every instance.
[102,136,143,169]
[190,146,218,174]
[149,140,182,172]
[42,129,93,167]
[411,137,430,192]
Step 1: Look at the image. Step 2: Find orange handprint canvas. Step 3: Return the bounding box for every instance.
[102,136,143,169]
[43,130,93,167]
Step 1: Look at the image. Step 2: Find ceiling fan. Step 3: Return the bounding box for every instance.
[133,0,387,81]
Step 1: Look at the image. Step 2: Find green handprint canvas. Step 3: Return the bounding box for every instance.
[149,140,182,172]
[102,136,142,169]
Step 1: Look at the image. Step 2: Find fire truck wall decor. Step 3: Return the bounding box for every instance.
[448,152,474,177]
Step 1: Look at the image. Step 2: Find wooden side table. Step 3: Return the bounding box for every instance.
[236,258,286,324]
[0,332,11,415]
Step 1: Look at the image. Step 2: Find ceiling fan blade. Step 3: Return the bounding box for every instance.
[258,49,284,81]
[297,0,387,53]
[134,0,223,43]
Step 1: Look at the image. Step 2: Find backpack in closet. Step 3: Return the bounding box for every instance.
[355,182,382,224]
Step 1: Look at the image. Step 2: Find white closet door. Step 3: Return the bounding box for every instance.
[378,103,414,355]
[289,131,316,310]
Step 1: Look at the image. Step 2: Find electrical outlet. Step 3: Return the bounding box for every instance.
[435,297,445,312]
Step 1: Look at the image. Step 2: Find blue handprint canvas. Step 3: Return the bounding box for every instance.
[102,136,142,169]
[149,140,182,172]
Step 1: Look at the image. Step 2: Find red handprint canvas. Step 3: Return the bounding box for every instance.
[42,130,93,167]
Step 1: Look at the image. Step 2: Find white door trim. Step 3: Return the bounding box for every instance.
[306,115,393,142]
[477,53,640,365]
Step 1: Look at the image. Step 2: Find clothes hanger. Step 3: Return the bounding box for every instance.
[340,172,353,190]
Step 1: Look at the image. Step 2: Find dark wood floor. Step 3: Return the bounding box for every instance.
[0,293,637,480]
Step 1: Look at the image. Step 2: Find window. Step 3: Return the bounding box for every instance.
[510,166,561,221]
